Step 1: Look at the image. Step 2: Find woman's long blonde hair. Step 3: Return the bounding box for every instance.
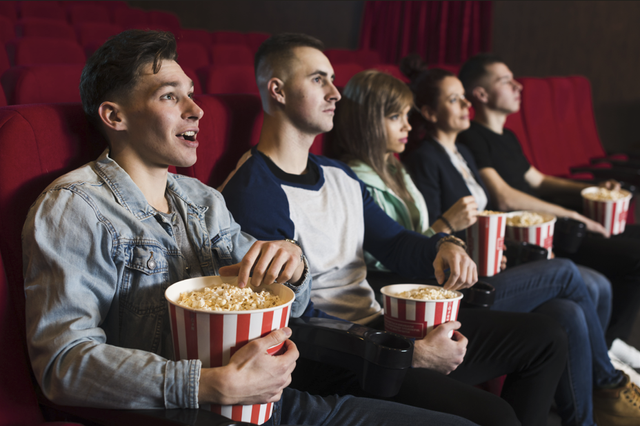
[329,70,415,206]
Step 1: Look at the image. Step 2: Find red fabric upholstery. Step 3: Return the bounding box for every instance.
[66,2,111,25]
[245,32,270,53]
[149,10,181,31]
[360,1,492,65]
[19,1,65,21]
[428,63,461,75]
[0,83,6,107]
[15,18,76,40]
[0,15,15,44]
[210,44,253,66]
[0,48,10,79]
[7,38,85,66]
[176,28,212,47]
[198,65,259,95]
[372,64,409,83]
[1,64,84,105]
[211,31,246,45]
[112,7,149,30]
[180,65,203,95]
[569,76,608,160]
[332,63,365,89]
[0,1,17,23]
[74,22,124,46]
[176,41,210,71]
[324,49,382,69]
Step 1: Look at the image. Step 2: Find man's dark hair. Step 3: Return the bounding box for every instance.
[80,29,178,130]
[254,33,324,83]
[458,53,504,95]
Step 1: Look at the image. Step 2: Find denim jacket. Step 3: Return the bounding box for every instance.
[22,151,311,409]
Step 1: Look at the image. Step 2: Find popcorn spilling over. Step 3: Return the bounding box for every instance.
[507,212,546,227]
[478,210,505,215]
[397,287,458,301]
[583,188,630,201]
[177,283,283,312]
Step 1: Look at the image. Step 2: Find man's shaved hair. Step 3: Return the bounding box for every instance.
[458,53,504,95]
[254,33,324,90]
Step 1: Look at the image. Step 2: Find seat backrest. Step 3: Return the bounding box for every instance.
[371,64,409,83]
[180,65,203,95]
[19,1,65,21]
[148,10,181,31]
[0,84,6,107]
[1,64,84,105]
[66,2,111,25]
[0,48,10,79]
[570,75,607,159]
[332,63,365,89]
[210,31,246,45]
[74,22,124,47]
[324,49,358,65]
[0,1,17,23]
[0,15,15,44]
[210,44,253,66]
[428,63,461,76]
[354,49,382,69]
[112,7,149,29]
[245,32,270,53]
[15,17,76,40]
[176,41,210,71]
[7,37,86,66]
[176,28,212,48]
[199,65,259,95]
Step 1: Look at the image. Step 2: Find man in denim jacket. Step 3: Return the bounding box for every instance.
[21,30,476,426]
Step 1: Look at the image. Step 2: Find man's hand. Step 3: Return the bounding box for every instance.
[599,179,621,191]
[412,321,467,374]
[219,240,305,288]
[198,327,298,406]
[433,242,477,290]
[570,211,610,238]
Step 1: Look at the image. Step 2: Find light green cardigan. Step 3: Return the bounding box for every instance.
[349,160,436,271]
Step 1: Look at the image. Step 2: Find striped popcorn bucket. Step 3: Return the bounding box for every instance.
[505,211,557,258]
[165,276,295,425]
[466,212,507,277]
[381,284,463,339]
[582,187,632,236]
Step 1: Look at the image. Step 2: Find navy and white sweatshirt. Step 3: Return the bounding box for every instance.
[222,147,444,324]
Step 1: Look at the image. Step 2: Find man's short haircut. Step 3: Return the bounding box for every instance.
[254,33,324,86]
[80,29,178,131]
[458,53,504,95]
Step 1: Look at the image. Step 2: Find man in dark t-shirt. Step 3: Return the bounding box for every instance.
[456,53,640,353]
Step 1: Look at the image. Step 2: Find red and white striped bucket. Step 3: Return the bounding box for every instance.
[466,213,507,277]
[165,276,295,425]
[380,284,463,339]
[582,187,632,236]
[505,211,557,258]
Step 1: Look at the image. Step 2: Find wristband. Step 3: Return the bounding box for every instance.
[436,235,467,252]
[438,215,455,233]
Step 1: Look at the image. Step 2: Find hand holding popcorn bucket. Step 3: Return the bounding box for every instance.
[165,276,295,425]
[581,187,632,236]
[465,211,507,277]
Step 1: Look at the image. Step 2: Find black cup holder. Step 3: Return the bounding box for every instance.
[553,217,586,254]
[505,239,548,268]
[460,281,496,309]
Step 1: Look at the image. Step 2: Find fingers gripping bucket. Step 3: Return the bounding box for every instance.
[505,211,557,258]
[165,276,295,424]
[466,212,507,277]
[581,187,632,236]
[381,284,463,339]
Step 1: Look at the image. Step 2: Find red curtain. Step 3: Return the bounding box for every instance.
[359,1,492,66]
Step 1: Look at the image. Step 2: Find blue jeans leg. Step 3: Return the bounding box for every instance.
[576,264,612,332]
[272,388,478,426]
[485,258,621,426]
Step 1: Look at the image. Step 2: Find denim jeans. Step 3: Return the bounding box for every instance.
[577,265,612,332]
[485,258,622,426]
[265,388,477,426]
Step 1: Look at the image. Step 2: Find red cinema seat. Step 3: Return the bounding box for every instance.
[149,10,181,31]
[371,64,409,83]
[210,44,253,66]
[355,49,382,69]
[74,23,124,47]
[211,31,245,45]
[0,15,15,44]
[6,38,85,66]
[0,46,9,78]
[429,63,461,75]
[245,32,270,53]
[332,63,365,89]
[19,1,65,21]
[0,85,6,107]
[198,65,258,95]
[324,49,358,64]
[0,1,17,23]
[176,28,212,47]
[180,65,203,95]
[113,7,149,30]
[66,2,111,25]
[570,76,610,161]
[176,41,210,71]
[15,18,76,40]
[1,64,84,105]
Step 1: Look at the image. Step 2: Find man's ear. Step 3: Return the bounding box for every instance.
[267,77,286,105]
[98,101,126,132]
[471,86,488,105]
[420,105,437,123]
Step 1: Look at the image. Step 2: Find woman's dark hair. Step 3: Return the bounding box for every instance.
[400,54,455,141]
[80,30,178,131]
[329,69,415,206]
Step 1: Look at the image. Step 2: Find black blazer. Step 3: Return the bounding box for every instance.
[402,137,490,238]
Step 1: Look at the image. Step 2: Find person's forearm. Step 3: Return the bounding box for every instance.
[494,186,575,218]
[536,175,590,197]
